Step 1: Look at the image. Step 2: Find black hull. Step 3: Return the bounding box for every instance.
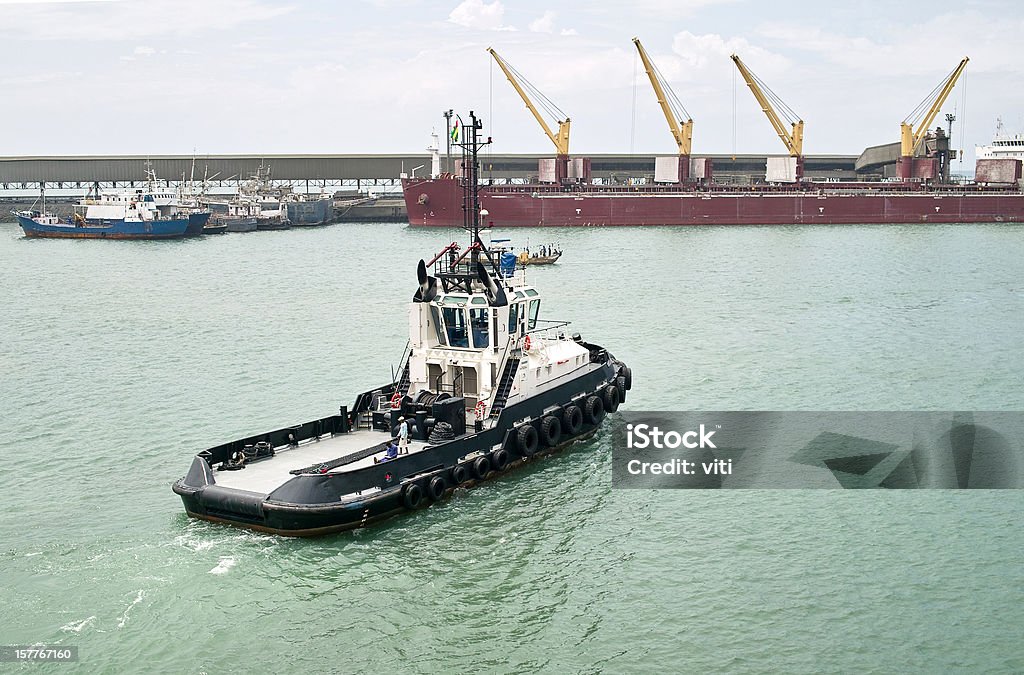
[185,212,212,236]
[173,352,630,536]
[175,428,599,536]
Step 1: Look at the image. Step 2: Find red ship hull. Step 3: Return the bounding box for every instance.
[403,176,1024,227]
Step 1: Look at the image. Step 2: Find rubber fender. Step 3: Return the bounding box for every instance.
[427,475,447,501]
[563,405,583,435]
[602,385,620,413]
[403,482,424,509]
[472,455,491,480]
[491,448,510,472]
[540,415,562,447]
[584,395,605,425]
[516,424,539,457]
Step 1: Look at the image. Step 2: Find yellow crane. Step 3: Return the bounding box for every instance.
[632,37,692,156]
[730,54,803,157]
[900,57,969,157]
[487,47,571,156]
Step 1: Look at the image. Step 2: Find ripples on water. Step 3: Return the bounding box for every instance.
[0,221,1022,673]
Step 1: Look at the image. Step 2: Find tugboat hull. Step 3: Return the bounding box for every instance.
[173,356,629,536]
[176,428,600,536]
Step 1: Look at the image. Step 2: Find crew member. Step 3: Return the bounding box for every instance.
[398,416,410,454]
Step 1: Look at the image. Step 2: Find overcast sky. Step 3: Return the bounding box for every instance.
[1,0,1021,165]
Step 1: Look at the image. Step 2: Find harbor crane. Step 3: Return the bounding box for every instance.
[731,53,803,178]
[487,47,571,157]
[898,57,969,179]
[632,37,693,156]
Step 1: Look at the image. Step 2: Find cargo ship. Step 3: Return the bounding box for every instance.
[404,45,1024,228]
[402,172,1024,227]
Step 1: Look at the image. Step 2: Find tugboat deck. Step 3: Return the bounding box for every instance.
[211,429,429,495]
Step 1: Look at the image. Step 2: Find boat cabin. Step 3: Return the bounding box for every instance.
[403,256,591,423]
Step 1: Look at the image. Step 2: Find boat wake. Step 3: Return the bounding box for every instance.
[117,590,145,629]
[60,615,97,633]
[209,557,236,575]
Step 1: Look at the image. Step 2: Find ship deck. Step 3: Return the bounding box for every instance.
[211,429,429,495]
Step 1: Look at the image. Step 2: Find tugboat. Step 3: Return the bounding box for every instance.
[172,112,631,536]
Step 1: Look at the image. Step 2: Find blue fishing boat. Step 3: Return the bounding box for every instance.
[14,188,196,240]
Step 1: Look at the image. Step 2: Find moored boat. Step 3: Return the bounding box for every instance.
[140,178,211,236]
[172,112,631,536]
[284,193,334,226]
[15,188,197,240]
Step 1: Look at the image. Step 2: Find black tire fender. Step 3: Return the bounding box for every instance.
[472,455,491,480]
[584,395,605,425]
[563,405,583,436]
[491,448,510,472]
[427,475,447,501]
[602,385,620,413]
[403,482,424,510]
[516,424,539,457]
[540,415,562,447]
[452,464,469,485]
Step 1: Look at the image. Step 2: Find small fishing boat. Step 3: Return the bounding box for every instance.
[490,237,563,266]
[517,248,562,266]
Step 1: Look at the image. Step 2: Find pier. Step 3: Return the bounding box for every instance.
[1,152,863,223]
[0,152,861,191]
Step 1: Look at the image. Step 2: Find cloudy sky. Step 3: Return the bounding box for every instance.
[1,0,1021,164]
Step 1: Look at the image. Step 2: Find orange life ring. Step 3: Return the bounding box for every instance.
[475,400,487,418]
[523,334,532,352]
[390,392,402,409]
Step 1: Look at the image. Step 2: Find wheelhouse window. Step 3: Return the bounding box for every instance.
[429,305,445,345]
[470,308,489,348]
[508,303,520,335]
[528,299,540,330]
[442,307,469,348]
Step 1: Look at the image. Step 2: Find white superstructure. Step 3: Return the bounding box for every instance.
[78,189,159,222]
[406,266,591,420]
[976,118,1024,161]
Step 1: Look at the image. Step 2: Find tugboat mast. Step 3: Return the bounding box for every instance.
[440,110,499,293]
[460,111,487,261]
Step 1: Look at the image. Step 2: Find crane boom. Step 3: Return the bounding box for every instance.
[487,47,571,156]
[632,37,692,155]
[900,57,969,157]
[730,54,803,156]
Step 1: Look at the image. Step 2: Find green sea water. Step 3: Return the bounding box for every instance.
[1,221,1022,673]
